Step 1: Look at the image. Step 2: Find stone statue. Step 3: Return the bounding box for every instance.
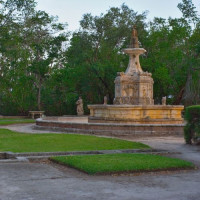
[76,97,84,115]
[130,27,139,48]
[104,96,107,105]
[162,96,166,105]
[132,28,138,37]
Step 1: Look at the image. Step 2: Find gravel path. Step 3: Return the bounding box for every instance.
[0,123,59,134]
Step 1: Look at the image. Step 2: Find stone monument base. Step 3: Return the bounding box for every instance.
[36,117,184,136]
[88,105,184,124]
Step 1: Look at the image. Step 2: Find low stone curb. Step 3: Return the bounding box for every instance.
[0,149,181,162]
[0,158,29,163]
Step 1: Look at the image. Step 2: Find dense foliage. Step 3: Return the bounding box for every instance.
[0,0,69,115]
[0,0,200,116]
[184,105,200,144]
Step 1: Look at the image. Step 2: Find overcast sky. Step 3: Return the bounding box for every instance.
[36,0,200,31]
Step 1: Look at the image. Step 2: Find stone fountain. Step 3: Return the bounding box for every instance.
[36,28,184,136]
[88,28,184,124]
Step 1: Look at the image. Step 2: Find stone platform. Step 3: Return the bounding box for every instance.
[36,116,184,136]
[88,105,184,124]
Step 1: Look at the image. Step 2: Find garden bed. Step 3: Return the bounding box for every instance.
[50,154,195,175]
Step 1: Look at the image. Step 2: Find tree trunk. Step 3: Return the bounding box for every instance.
[173,86,185,105]
[37,86,41,111]
[37,77,42,111]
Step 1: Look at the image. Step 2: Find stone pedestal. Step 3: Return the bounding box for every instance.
[114,71,154,105]
[113,46,154,105]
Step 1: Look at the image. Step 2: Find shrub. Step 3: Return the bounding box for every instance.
[184,105,200,144]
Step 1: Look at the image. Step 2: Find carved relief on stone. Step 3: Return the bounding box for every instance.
[115,84,121,97]
[133,84,138,97]
[142,87,147,98]
[113,28,154,105]
[122,86,127,97]
[117,72,125,76]
[114,96,144,105]
[124,86,129,97]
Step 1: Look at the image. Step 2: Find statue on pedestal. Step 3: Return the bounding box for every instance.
[104,96,108,105]
[162,96,166,105]
[76,97,84,115]
[130,27,139,48]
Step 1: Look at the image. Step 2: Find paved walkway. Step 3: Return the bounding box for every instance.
[0,124,200,200]
[0,123,58,134]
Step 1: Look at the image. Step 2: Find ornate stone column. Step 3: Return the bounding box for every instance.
[114,28,154,105]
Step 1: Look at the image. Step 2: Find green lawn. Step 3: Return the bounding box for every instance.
[0,129,150,153]
[51,154,195,175]
[0,118,35,125]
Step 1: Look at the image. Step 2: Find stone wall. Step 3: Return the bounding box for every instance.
[88,105,184,124]
[36,119,184,137]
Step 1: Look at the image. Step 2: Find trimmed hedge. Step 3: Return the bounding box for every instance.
[184,105,200,144]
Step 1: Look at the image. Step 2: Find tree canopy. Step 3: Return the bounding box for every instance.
[0,0,199,116]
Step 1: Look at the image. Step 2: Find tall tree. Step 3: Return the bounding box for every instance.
[0,0,69,114]
[65,4,147,109]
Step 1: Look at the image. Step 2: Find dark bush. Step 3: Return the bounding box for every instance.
[184,105,200,144]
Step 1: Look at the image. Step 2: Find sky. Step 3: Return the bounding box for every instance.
[36,0,200,32]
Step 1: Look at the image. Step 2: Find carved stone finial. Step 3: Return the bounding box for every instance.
[132,27,138,37]
[130,27,139,48]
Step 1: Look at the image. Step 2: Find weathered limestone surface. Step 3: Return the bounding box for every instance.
[114,71,154,105]
[88,105,183,124]
[113,29,154,105]
[36,117,184,136]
